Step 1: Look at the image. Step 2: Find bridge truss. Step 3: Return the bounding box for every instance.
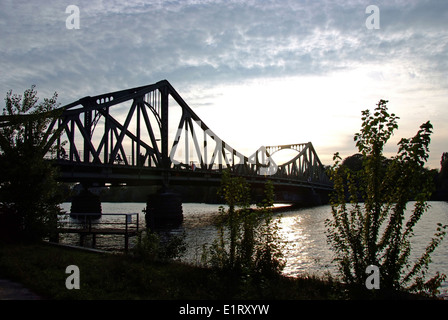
[0,80,331,191]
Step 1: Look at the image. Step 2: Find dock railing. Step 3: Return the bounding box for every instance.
[57,213,141,251]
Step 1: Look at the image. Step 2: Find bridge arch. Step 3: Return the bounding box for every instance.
[0,80,332,226]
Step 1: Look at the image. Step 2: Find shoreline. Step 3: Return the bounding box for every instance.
[1,242,440,301]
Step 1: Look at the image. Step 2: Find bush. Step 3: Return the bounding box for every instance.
[203,171,285,278]
[133,229,187,262]
[0,86,64,242]
[326,99,447,297]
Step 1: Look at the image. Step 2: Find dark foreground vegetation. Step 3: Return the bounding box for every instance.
[0,242,435,300]
[0,242,342,300]
[1,89,446,301]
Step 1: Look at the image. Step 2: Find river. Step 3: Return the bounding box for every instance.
[58,201,448,294]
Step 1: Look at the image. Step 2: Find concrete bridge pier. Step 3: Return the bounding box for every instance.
[300,188,331,207]
[307,189,322,206]
[145,166,183,230]
[273,186,330,207]
[145,190,183,230]
[70,186,102,219]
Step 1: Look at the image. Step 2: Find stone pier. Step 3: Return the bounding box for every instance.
[145,190,183,230]
[70,188,102,219]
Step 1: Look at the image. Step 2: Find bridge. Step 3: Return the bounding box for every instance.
[0,80,332,227]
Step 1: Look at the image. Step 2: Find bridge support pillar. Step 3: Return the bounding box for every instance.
[70,188,102,219]
[145,190,183,230]
[307,189,322,206]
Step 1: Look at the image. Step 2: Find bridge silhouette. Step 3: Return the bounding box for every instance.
[1,80,332,227]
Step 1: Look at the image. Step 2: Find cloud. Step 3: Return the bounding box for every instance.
[0,0,447,168]
[1,0,444,94]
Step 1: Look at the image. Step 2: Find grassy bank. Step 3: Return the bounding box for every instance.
[0,242,344,300]
[1,242,437,300]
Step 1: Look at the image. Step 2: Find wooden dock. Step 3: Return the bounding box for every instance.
[56,213,140,251]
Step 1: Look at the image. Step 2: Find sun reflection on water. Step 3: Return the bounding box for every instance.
[276,208,336,277]
[59,201,448,293]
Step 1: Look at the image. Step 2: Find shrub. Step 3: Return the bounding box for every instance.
[0,86,64,242]
[203,171,285,277]
[326,99,447,297]
[133,229,186,262]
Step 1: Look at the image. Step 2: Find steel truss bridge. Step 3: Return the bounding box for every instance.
[0,80,332,204]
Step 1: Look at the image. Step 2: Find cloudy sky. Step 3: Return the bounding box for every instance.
[1,0,447,168]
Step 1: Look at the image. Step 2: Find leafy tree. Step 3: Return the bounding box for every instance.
[436,152,448,200]
[252,180,285,277]
[133,229,187,262]
[326,99,447,297]
[203,170,285,277]
[0,86,64,242]
[341,153,363,172]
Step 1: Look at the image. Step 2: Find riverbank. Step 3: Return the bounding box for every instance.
[0,242,343,300]
[0,242,438,301]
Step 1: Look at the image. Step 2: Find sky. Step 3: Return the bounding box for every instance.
[1,0,447,169]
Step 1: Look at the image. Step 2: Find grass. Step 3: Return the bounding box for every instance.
[0,242,437,300]
[0,242,343,300]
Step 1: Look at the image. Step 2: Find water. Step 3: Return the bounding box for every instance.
[58,201,448,294]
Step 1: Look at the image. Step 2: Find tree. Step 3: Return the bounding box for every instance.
[435,152,448,200]
[326,99,447,297]
[203,170,285,277]
[0,86,64,242]
[341,153,363,172]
